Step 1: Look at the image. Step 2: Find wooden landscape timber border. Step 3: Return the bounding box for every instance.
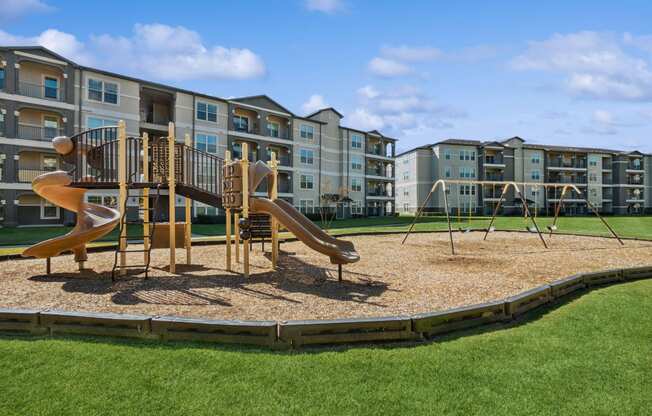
[1,265,652,349]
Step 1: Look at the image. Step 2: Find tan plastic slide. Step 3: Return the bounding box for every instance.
[21,170,120,262]
[250,197,359,265]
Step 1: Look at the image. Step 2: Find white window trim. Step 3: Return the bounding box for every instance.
[86,76,120,106]
[300,124,315,141]
[86,115,119,130]
[196,101,218,122]
[351,178,362,192]
[351,134,363,149]
[40,199,60,220]
[300,148,314,165]
[300,199,315,214]
[41,74,61,100]
[40,153,58,170]
[300,174,315,190]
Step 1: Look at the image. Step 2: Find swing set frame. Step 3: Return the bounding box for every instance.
[402,179,624,255]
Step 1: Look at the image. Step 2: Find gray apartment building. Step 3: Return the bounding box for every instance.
[0,46,397,227]
[396,137,651,216]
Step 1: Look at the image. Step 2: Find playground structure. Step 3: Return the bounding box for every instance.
[403,179,624,254]
[21,121,359,280]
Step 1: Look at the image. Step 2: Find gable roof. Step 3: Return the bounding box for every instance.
[306,107,344,119]
[0,46,76,66]
[230,95,294,115]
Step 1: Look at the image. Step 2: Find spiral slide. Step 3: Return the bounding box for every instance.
[250,197,359,265]
[22,171,120,262]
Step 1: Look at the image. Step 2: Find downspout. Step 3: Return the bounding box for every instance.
[318,123,322,209]
[78,68,83,134]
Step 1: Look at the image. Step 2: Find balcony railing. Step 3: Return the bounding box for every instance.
[0,120,5,137]
[627,178,644,185]
[548,176,587,184]
[232,150,257,162]
[367,190,391,197]
[18,81,65,101]
[365,167,393,178]
[18,124,64,141]
[16,168,57,183]
[264,127,290,140]
[484,174,504,181]
[484,156,504,165]
[547,159,587,169]
[140,109,171,126]
[627,162,644,170]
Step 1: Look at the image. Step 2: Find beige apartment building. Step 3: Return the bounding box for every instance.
[396,137,651,216]
[0,46,396,227]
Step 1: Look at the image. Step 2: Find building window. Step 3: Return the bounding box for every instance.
[351,134,363,149]
[44,77,59,100]
[589,173,598,182]
[43,116,59,139]
[197,102,218,122]
[0,68,4,89]
[589,157,598,167]
[88,78,118,104]
[460,167,475,178]
[531,154,540,164]
[267,121,279,138]
[531,170,540,180]
[87,195,117,208]
[87,117,117,140]
[459,185,475,195]
[632,158,641,169]
[445,166,451,178]
[351,156,363,170]
[41,155,58,172]
[460,150,475,161]
[351,201,363,215]
[41,199,59,219]
[195,203,218,216]
[403,172,409,180]
[300,149,314,165]
[232,114,249,131]
[300,174,314,190]
[351,178,362,192]
[300,124,314,140]
[300,199,314,214]
[403,190,409,196]
[444,150,451,160]
[195,134,217,154]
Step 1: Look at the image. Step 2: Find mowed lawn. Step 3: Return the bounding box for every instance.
[1,280,651,415]
[1,215,651,247]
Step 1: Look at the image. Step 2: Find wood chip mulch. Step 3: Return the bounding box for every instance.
[2,232,651,321]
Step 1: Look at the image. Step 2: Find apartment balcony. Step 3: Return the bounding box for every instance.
[547,159,587,170]
[484,173,504,181]
[0,118,5,137]
[627,177,644,185]
[548,176,588,184]
[602,190,613,201]
[484,155,505,168]
[366,142,394,159]
[16,168,55,183]
[483,190,503,201]
[18,124,64,142]
[18,81,65,102]
[602,161,613,171]
[365,166,394,179]
[626,161,644,172]
[367,190,393,198]
[264,126,290,140]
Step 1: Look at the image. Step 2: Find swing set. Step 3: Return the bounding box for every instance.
[402,179,623,255]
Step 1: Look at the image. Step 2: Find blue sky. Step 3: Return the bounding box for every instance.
[1,0,651,153]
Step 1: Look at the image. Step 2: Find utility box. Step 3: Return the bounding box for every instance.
[151,222,187,249]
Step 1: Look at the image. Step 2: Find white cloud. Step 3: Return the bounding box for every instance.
[302,94,328,114]
[0,29,91,63]
[367,57,412,77]
[347,84,466,135]
[0,0,52,20]
[592,109,614,125]
[0,24,266,81]
[511,31,652,101]
[357,85,380,99]
[380,45,441,62]
[305,0,345,14]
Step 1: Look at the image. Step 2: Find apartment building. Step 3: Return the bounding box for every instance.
[0,46,397,227]
[396,136,651,216]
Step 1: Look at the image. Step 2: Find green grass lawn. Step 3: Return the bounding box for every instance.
[2,215,651,248]
[1,280,651,415]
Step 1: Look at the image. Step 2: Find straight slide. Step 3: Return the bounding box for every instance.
[250,197,359,265]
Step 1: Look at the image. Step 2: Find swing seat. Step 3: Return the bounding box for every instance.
[527,226,538,233]
[487,226,495,233]
[547,225,557,231]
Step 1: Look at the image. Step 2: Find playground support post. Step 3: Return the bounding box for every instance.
[514,185,547,249]
[241,142,250,278]
[483,184,508,241]
[184,133,192,265]
[269,151,279,268]
[225,151,232,272]
[401,179,455,255]
[168,122,176,274]
[142,132,150,267]
[235,212,240,262]
[118,119,127,275]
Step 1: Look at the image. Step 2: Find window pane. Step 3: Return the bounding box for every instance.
[207,104,217,122]
[88,79,102,101]
[44,77,58,99]
[197,102,207,120]
[104,82,118,104]
[0,68,4,89]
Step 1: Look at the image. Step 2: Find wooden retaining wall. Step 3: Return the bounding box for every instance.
[1,265,650,349]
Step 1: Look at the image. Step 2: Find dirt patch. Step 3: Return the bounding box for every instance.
[2,232,651,321]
